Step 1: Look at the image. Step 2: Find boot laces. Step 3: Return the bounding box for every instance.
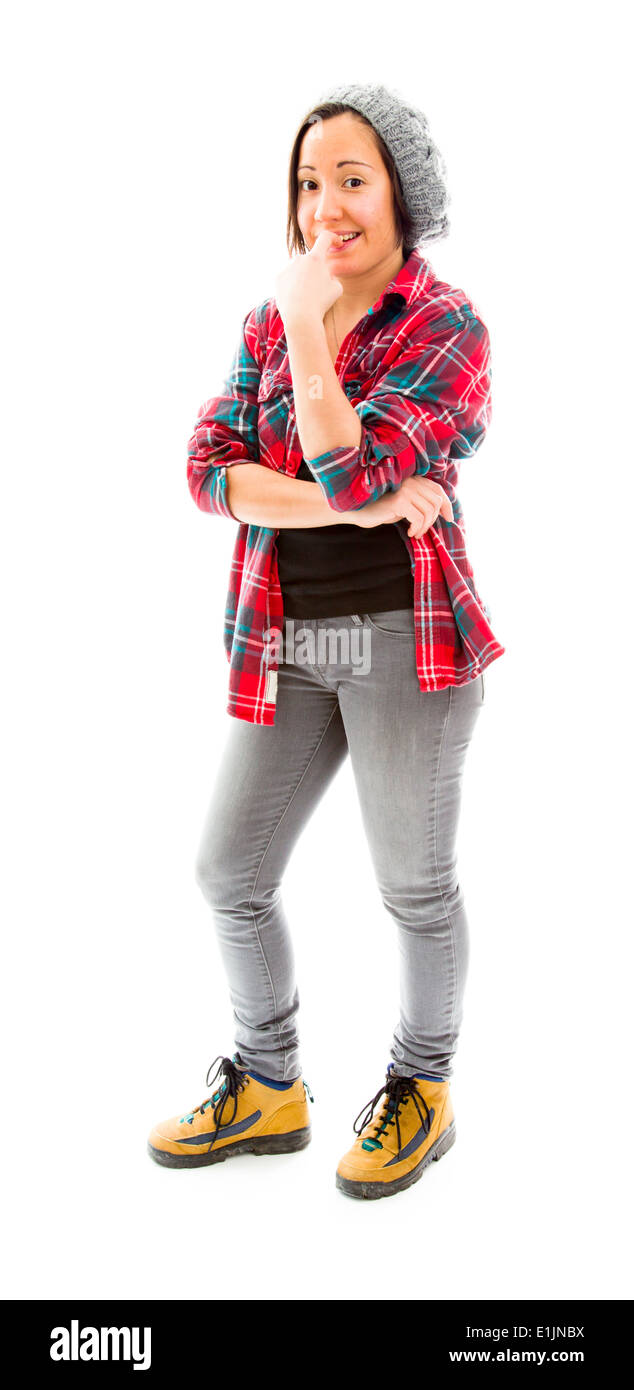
[353,1072,431,1153]
[179,1053,250,1154]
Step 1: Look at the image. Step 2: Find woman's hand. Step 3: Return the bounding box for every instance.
[354,475,454,538]
[273,229,345,330]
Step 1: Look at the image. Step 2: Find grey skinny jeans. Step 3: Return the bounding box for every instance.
[194,609,485,1083]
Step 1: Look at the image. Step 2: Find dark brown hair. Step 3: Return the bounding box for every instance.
[286,102,416,258]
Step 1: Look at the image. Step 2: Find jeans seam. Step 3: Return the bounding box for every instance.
[246,701,343,1080]
[431,684,459,1068]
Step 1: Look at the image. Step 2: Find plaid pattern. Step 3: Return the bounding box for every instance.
[187,247,505,724]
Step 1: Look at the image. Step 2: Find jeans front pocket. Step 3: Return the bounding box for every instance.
[364,608,416,637]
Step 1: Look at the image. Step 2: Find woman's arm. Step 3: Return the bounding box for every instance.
[226,462,453,536]
[225,463,358,527]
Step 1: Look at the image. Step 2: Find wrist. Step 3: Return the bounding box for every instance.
[283,312,326,340]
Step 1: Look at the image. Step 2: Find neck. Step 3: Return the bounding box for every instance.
[332,243,406,319]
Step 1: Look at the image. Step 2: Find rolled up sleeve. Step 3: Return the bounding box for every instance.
[186,308,262,517]
[304,308,492,512]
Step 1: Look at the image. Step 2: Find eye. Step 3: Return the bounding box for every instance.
[298,177,364,192]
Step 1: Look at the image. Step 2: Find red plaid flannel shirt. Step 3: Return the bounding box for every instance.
[187,247,505,724]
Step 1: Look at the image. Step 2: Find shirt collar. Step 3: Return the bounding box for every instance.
[367,246,433,315]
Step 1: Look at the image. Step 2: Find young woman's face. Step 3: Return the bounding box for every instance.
[296,112,402,272]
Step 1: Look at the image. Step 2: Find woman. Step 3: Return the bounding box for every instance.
[147,82,505,1200]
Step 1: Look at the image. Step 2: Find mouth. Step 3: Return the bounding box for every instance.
[326,231,363,252]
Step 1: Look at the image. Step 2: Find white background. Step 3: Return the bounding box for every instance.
[1,0,632,1301]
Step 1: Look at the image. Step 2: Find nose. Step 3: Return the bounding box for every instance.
[314,183,345,225]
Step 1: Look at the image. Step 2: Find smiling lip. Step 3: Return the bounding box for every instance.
[326,232,362,252]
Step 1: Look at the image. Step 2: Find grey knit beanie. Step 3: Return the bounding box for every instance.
[310,81,450,245]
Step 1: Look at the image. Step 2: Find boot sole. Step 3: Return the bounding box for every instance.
[147,1126,312,1169]
[335,1120,456,1200]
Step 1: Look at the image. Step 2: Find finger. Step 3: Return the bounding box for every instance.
[412,476,446,504]
[410,479,453,526]
[404,501,432,538]
[414,503,441,538]
[431,484,454,521]
[311,229,343,256]
[424,479,447,500]
[424,483,453,523]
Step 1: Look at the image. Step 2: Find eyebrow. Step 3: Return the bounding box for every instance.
[297,160,374,172]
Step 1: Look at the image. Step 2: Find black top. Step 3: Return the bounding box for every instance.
[275,459,415,619]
